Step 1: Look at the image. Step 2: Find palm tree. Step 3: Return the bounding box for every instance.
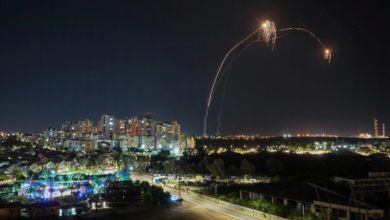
[27,187,35,199]
[95,158,102,171]
[66,174,74,186]
[81,159,88,170]
[59,188,65,206]
[48,187,54,200]
[36,187,44,202]
[48,172,56,186]
[69,185,79,205]
[57,175,63,186]
[41,171,49,184]
[73,173,79,183]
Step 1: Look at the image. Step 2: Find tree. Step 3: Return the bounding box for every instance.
[207,158,225,178]
[42,170,49,184]
[143,192,153,207]
[160,191,171,205]
[135,157,148,174]
[94,157,102,170]
[185,163,198,174]
[164,159,176,174]
[113,154,122,170]
[4,187,12,195]
[209,144,218,153]
[240,159,255,175]
[57,175,64,184]
[149,185,164,205]
[48,172,56,186]
[27,170,35,179]
[27,187,35,198]
[59,188,64,205]
[81,159,89,170]
[140,181,151,193]
[48,187,54,199]
[226,164,239,176]
[66,174,74,184]
[13,170,24,180]
[198,156,212,174]
[151,150,170,167]
[266,158,284,176]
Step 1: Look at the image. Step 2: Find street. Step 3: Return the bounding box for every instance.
[133,175,262,220]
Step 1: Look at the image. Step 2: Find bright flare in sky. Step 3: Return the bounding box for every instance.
[260,20,277,50]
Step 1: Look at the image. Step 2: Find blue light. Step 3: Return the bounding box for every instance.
[171,195,179,201]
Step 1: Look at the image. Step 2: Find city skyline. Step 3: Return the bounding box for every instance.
[1,112,387,138]
[0,0,388,135]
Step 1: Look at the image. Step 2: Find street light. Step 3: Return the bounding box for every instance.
[215,184,219,203]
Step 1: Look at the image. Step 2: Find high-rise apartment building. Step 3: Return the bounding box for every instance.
[101,114,116,140]
[62,121,78,139]
[155,120,181,149]
[43,127,57,139]
[78,119,93,134]
[116,117,128,134]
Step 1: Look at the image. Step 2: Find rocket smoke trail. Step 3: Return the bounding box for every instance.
[215,41,257,135]
[203,20,277,135]
[203,27,266,135]
[215,66,230,136]
[278,27,331,63]
[203,20,330,135]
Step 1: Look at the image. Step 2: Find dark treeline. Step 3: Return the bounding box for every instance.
[151,149,390,179]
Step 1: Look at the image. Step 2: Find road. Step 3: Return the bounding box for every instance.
[132,175,261,220]
[164,187,261,220]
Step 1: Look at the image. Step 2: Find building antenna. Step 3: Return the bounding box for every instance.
[383,124,385,137]
[374,118,378,138]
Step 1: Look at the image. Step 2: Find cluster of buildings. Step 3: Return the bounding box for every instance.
[42,113,195,154]
[1,113,195,155]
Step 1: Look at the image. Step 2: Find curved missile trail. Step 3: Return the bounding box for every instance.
[203,28,261,135]
[215,41,257,135]
[212,41,257,106]
[215,66,230,136]
[203,21,331,135]
[215,65,232,136]
[204,20,277,135]
[278,27,331,63]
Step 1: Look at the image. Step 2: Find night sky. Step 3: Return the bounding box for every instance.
[0,0,388,136]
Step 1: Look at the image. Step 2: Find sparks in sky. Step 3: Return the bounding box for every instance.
[260,20,277,50]
[204,20,331,135]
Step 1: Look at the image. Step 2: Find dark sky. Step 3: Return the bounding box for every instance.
[0,0,388,136]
